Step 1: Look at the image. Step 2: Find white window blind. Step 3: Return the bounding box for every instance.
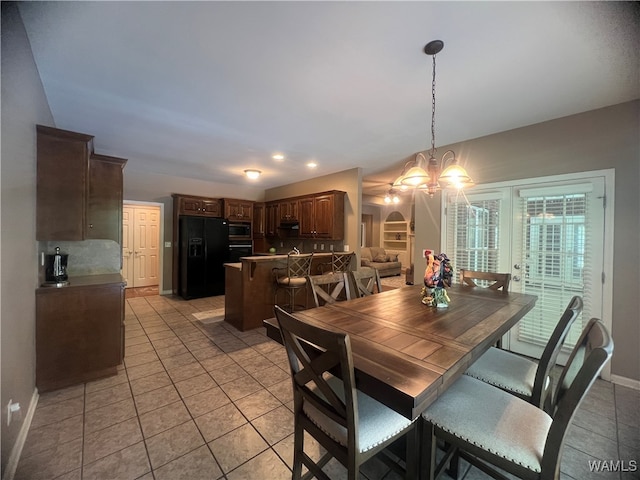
[515,189,593,349]
[446,196,502,286]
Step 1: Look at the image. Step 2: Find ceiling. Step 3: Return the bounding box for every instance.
[17,2,639,198]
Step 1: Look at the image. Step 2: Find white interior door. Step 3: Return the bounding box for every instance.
[133,206,160,288]
[122,204,160,288]
[443,172,609,366]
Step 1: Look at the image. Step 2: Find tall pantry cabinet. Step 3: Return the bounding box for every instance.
[35,125,127,392]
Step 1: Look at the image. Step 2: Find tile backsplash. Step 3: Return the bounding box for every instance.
[40,240,121,276]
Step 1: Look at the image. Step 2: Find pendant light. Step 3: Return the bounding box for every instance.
[393,40,474,197]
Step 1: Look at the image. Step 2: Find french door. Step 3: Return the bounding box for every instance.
[442,171,611,369]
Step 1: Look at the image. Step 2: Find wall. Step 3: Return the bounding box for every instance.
[414,101,640,382]
[1,3,55,473]
[361,204,381,247]
[266,168,362,262]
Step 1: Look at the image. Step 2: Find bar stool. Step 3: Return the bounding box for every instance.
[273,253,314,312]
[317,251,355,274]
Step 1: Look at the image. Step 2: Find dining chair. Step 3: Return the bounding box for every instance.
[317,251,355,274]
[459,269,511,292]
[348,267,382,298]
[307,271,352,308]
[465,296,583,411]
[274,305,418,480]
[420,317,613,480]
[273,253,314,313]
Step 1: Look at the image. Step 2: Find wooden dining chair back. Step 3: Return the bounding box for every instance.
[349,267,382,298]
[465,296,583,411]
[274,306,418,480]
[273,253,314,312]
[459,269,511,292]
[307,272,352,308]
[421,317,613,480]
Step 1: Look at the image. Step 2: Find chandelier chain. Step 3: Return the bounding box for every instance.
[430,53,437,158]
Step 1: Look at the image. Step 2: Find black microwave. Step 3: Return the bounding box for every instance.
[228,222,251,238]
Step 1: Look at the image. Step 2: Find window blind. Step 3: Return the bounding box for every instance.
[515,191,591,349]
[446,196,502,287]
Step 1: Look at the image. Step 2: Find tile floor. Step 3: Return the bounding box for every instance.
[14,293,639,480]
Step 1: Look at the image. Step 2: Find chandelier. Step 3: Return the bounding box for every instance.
[384,186,400,204]
[393,40,474,197]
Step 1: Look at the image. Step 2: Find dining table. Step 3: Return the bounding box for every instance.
[264,283,537,420]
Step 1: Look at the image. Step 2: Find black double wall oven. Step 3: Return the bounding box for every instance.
[228,222,253,262]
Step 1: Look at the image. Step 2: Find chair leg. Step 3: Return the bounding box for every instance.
[446,447,460,479]
[420,421,437,480]
[405,424,419,480]
[292,424,304,480]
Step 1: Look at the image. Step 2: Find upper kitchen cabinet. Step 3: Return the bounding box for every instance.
[265,203,279,237]
[224,198,253,222]
[253,203,265,238]
[277,199,299,223]
[298,191,345,239]
[36,125,127,242]
[174,195,222,217]
[87,154,126,243]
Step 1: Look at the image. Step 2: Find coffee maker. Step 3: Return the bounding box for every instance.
[44,246,69,286]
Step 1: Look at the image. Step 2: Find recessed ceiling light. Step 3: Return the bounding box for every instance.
[272,153,285,160]
[244,169,261,180]
[306,162,317,169]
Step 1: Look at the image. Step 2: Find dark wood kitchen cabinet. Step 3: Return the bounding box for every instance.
[277,199,299,223]
[253,203,265,238]
[175,195,222,217]
[36,275,125,392]
[87,154,126,243]
[36,125,127,242]
[265,203,279,237]
[298,191,345,239]
[224,198,253,222]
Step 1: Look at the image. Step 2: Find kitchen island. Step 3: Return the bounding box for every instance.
[224,253,336,331]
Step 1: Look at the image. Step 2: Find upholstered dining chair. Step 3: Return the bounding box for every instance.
[420,317,613,480]
[307,272,352,308]
[459,269,511,292]
[273,253,314,313]
[348,267,382,298]
[465,296,583,411]
[274,306,418,480]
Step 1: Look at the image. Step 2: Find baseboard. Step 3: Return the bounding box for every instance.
[2,389,39,480]
[161,289,172,296]
[610,374,640,390]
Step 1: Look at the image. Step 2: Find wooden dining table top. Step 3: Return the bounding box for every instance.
[264,284,537,420]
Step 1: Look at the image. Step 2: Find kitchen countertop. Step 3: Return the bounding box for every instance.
[38,273,125,291]
[240,252,338,262]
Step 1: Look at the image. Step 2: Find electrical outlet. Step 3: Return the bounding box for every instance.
[320,244,325,251]
[164,242,171,248]
[6,400,20,426]
[313,244,317,250]
[329,245,334,251]
[344,245,349,251]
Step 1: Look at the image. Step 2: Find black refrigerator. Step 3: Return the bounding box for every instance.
[179,216,229,299]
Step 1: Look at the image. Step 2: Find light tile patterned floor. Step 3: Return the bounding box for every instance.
[14,294,639,480]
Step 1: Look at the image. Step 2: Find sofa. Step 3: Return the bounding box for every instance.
[360,247,402,277]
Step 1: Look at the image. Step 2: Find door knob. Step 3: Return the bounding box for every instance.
[513,264,521,269]
[513,275,521,282]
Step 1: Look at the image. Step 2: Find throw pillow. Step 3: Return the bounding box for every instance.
[374,254,387,262]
